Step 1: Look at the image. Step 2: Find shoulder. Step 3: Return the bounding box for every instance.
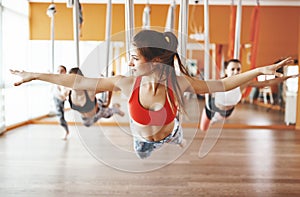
[112,75,136,96]
[113,75,135,85]
[176,75,195,90]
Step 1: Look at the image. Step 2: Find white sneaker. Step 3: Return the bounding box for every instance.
[178,139,187,148]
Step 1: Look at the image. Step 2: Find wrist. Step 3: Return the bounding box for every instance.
[255,67,263,75]
[32,72,39,80]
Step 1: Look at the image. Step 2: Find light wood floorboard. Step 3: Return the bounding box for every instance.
[1,98,300,196]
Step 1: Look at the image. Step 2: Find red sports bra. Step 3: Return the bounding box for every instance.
[128,76,178,126]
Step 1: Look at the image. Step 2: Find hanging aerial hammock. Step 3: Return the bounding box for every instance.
[215,44,223,78]
[242,0,260,98]
[101,0,112,104]
[78,1,84,37]
[189,0,204,41]
[227,0,236,59]
[142,1,151,30]
[66,0,82,67]
[165,0,176,32]
[249,0,260,69]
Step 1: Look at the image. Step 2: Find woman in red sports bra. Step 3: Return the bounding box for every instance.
[11,30,294,159]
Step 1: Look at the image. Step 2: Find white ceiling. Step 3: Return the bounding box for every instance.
[29,0,300,6]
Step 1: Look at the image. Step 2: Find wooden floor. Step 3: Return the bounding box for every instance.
[1,98,300,196]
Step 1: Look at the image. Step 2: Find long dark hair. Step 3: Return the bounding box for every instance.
[132,29,191,110]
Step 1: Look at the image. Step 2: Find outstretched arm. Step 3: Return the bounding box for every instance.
[184,57,294,94]
[221,57,293,91]
[248,74,299,88]
[10,70,121,93]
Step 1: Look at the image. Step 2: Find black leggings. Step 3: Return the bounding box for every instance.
[205,96,235,120]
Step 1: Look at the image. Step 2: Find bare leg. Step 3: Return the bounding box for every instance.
[53,97,70,140]
[62,130,69,141]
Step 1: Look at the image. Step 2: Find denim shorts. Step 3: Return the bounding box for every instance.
[132,117,183,159]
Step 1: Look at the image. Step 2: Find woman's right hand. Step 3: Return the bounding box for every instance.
[10,69,36,86]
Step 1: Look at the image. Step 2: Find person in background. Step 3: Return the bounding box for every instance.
[200,59,298,132]
[52,65,70,140]
[68,67,124,127]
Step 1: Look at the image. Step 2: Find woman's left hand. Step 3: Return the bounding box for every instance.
[258,57,294,77]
